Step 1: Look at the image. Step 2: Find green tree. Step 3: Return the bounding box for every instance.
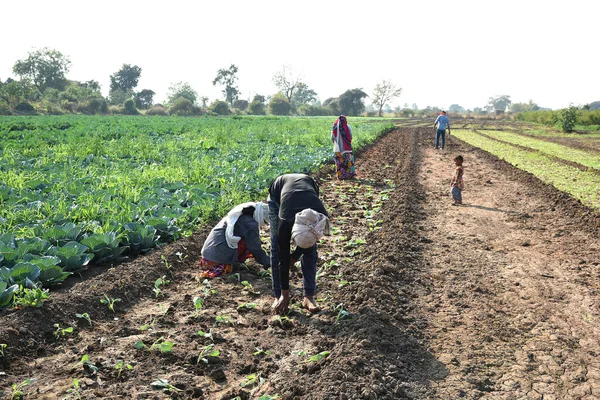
[371,80,402,117]
[338,89,368,116]
[268,93,291,115]
[323,97,341,115]
[109,64,142,92]
[510,100,539,113]
[212,64,239,105]
[449,104,466,114]
[0,80,39,107]
[167,82,198,104]
[488,95,511,114]
[210,100,231,115]
[13,48,71,92]
[135,89,155,109]
[248,94,266,115]
[233,99,249,111]
[556,104,578,133]
[123,98,138,115]
[292,82,318,109]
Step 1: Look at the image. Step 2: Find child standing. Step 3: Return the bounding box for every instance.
[451,155,464,205]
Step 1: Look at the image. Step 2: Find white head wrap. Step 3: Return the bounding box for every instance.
[225,202,269,249]
[291,208,330,249]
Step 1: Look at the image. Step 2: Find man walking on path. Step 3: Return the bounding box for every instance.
[434,111,451,149]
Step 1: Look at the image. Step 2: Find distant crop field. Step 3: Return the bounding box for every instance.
[452,123,600,210]
[0,115,392,285]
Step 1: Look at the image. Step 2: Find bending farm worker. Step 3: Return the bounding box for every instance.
[200,202,270,278]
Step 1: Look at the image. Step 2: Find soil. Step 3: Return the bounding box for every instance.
[1,124,599,399]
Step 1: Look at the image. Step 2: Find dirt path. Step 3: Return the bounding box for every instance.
[1,126,599,399]
[417,132,600,399]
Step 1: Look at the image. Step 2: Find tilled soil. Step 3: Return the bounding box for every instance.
[1,126,599,399]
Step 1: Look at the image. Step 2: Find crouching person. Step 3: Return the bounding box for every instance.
[200,202,270,278]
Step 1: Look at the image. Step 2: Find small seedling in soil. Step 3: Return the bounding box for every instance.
[175,251,187,262]
[114,360,133,378]
[291,350,307,357]
[228,273,241,282]
[140,319,155,332]
[65,378,82,400]
[0,343,6,357]
[75,312,92,327]
[253,347,272,357]
[216,315,233,325]
[161,254,173,273]
[307,351,331,363]
[197,344,220,364]
[333,303,351,323]
[201,279,217,297]
[53,324,74,339]
[73,354,99,375]
[237,302,258,311]
[11,378,36,400]
[258,269,271,278]
[153,276,170,298]
[273,315,293,329]
[151,378,182,393]
[240,373,264,388]
[241,280,259,295]
[13,286,50,308]
[193,296,204,314]
[157,303,170,315]
[100,294,121,313]
[151,337,175,353]
[197,329,214,342]
[258,396,280,400]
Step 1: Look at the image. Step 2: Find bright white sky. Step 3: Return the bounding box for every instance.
[1,0,598,110]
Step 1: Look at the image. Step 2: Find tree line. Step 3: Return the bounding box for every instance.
[0,48,403,117]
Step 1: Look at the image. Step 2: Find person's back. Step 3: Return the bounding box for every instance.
[435,114,450,130]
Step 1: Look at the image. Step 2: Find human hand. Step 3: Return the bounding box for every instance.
[273,291,290,315]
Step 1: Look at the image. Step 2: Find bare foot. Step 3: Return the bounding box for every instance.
[302,297,321,313]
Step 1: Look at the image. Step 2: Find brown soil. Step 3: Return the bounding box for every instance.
[1,126,599,399]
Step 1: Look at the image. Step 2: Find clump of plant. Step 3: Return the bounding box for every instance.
[192,296,204,315]
[114,360,133,378]
[197,344,220,364]
[0,343,7,357]
[13,285,50,308]
[73,354,99,375]
[237,302,258,311]
[11,378,36,400]
[333,303,351,323]
[240,373,264,389]
[241,280,259,295]
[100,294,121,313]
[134,336,174,353]
[216,314,233,325]
[53,324,74,339]
[64,378,82,400]
[75,312,92,327]
[153,276,170,298]
[555,103,579,132]
[150,378,182,393]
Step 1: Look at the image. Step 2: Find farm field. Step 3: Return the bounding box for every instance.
[1,119,600,399]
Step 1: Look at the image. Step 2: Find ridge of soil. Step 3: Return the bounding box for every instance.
[1,123,599,399]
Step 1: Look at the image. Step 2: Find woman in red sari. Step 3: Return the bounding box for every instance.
[331,115,355,180]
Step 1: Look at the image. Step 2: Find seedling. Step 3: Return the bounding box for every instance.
[200,279,217,297]
[308,351,331,363]
[175,251,187,262]
[228,273,241,282]
[65,378,82,400]
[273,315,293,328]
[161,255,172,272]
[240,373,264,388]
[151,378,182,392]
[241,280,259,295]
[53,324,74,339]
[151,337,174,353]
[237,302,258,310]
[13,286,50,308]
[114,360,133,378]
[193,296,204,314]
[253,347,272,357]
[140,319,155,332]
[74,354,99,374]
[197,329,214,342]
[75,312,92,326]
[344,238,366,249]
[11,378,36,400]
[100,294,121,313]
[197,344,220,364]
[216,315,233,325]
[153,276,170,298]
[157,303,170,315]
[291,350,307,357]
[333,303,351,323]
[258,269,271,278]
[0,343,6,357]
[258,396,280,400]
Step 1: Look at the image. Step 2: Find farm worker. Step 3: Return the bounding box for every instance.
[268,174,330,314]
[450,155,464,205]
[199,202,271,278]
[331,115,356,180]
[434,111,451,150]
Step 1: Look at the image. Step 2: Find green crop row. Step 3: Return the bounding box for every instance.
[452,129,600,211]
[0,115,393,298]
[475,130,600,170]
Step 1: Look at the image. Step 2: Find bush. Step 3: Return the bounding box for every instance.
[556,105,578,132]
[297,104,332,116]
[268,94,291,116]
[123,98,139,115]
[15,102,36,113]
[210,100,231,115]
[0,100,11,115]
[77,98,108,115]
[147,105,168,116]
[169,97,202,116]
[109,105,125,115]
[248,101,266,115]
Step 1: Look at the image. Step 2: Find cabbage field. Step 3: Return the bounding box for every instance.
[0,115,393,302]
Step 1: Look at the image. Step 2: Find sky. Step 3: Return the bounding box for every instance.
[1,0,598,111]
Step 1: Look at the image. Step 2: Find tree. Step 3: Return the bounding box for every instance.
[268,94,292,115]
[123,98,138,115]
[109,64,142,92]
[488,95,511,114]
[338,89,368,116]
[212,64,239,105]
[167,82,197,104]
[292,82,318,108]
[449,104,466,114]
[510,100,539,113]
[135,89,155,109]
[0,80,39,107]
[233,99,249,111]
[323,97,341,115]
[248,94,266,115]
[371,80,402,117]
[272,66,302,103]
[13,48,71,92]
[210,100,231,115]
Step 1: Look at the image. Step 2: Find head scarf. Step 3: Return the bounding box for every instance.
[225,202,269,249]
[332,115,351,146]
[291,208,330,249]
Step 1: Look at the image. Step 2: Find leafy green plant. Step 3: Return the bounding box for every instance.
[65,378,82,400]
[11,378,36,400]
[13,286,50,308]
[556,104,578,132]
[197,329,214,342]
[333,303,351,323]
[216,314,233,324]
[150,337,174,353]
[308,351,331,363]
[53,324,74,339]
[258,396,280,400]
[200,279,217,297]
[151,378,182,392]
[153,276,170,298]
[140,319,155,332]
[74,354,99,374]
[0,281,19,308]
[0,343,6,357]
[193,296,204,314]
[237,302,258,311]
[0,263,40,287]
[75,312,92,326]
[253,347,271,357]
[122,223,159,254]
[25,255,71,285]
[240,373,264,388]
[241,280,259,294]
[100,294,121,313]
[47,241,94,272]
[80,232,128,263]
[114,360,133,378]
[197,344,220,364]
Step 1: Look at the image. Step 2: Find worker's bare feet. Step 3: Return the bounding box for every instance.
[302,296,321,313]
